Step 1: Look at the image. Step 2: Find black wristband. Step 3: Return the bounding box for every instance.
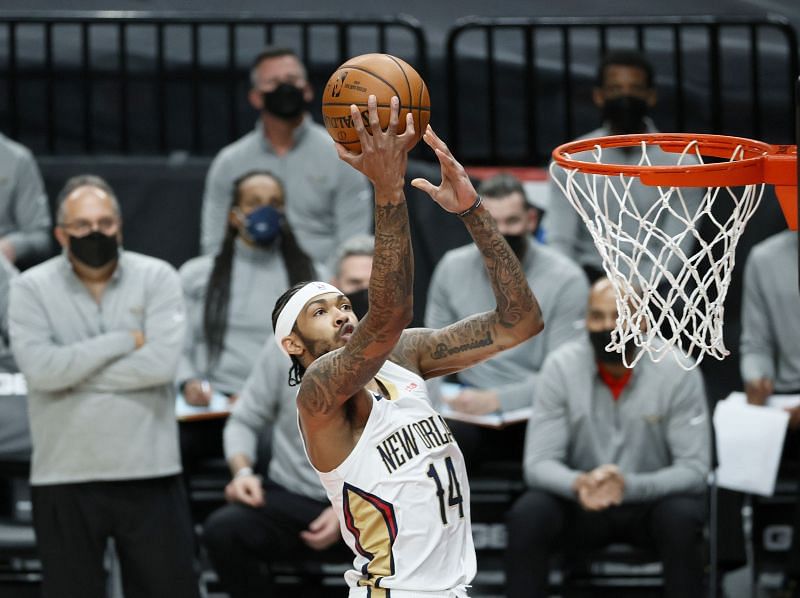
[457,195,482,218]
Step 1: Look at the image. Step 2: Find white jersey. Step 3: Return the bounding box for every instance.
[305,360,476,598]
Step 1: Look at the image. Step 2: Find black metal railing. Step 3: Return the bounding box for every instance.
[445,15,799,165]
[0,11,427,155]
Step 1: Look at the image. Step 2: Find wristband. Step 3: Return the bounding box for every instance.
[234,466,254,479]
[457,195,482,218]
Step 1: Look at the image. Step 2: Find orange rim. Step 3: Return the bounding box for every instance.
[552,132,796,188]
[552,133,798,230]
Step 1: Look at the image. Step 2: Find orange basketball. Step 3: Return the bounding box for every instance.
[321,53,431,153]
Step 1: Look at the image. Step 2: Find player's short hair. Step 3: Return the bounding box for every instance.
[56,174,121,225]
[596,49,655,89]
[250,46,307,87]
[478,173,531,208]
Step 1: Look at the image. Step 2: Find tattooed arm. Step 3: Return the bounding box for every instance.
[297,95,416,419]
[390,127,544,379]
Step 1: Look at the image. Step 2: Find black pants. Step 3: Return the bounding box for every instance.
[202,480,347,598]
[31,475,200,598]
[447,419,526,475]
[505,489,706,598]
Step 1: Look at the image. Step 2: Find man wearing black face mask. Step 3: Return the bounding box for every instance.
[505,277,710,598]
[546,50,702,283]
[331,234,375,320]
[200,46,372,268]
[8,175,200,598]
[425,173,589,470]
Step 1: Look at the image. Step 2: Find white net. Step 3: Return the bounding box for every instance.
[551,140,765,370]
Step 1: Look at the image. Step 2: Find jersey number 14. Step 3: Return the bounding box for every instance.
[426,456,464,526]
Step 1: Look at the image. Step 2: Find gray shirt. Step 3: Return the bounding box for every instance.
[546,122,702,279]
[223,340,327,501]
[177,238,322,394]
[425,239,589,411]
[0,254,18,371]
[740,230,800,390]
[9,251,187,485]
[200,117,372,266]
[524,338,710,503]
[0,133,52,262]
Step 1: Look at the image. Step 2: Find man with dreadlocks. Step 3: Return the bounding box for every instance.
[271,96,544,597]
[176,170,322,480]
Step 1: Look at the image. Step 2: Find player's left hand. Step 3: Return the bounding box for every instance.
[411,126,478,215]
[447,388,500,415]
[300,506,341,551]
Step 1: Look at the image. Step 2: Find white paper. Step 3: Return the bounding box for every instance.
[438,382,531,429]
[725,391,800,410]
[714,393,789,496]
[175,391,231,419]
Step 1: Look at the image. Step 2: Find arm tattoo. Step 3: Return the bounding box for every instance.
[298,194,414,416]
[462,207,539,329]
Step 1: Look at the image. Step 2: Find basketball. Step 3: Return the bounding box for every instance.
[321,53,431,153]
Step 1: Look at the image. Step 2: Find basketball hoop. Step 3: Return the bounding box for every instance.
[551,133,797,370]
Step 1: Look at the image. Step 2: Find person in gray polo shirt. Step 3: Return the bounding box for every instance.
[740,228,800,592]
[546,50,701,283]
[8,175,199,598]
[425,173,589,469]
[505,277,710,598]
[201,235,373,597]
[0,133,52,266]
[200,46,372,266]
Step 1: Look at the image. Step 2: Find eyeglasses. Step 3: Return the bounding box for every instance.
[60,217,119,236]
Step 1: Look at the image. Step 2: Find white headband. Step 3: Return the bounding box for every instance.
[274,281,345,356]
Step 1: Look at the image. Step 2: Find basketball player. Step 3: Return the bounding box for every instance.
[272,95,544,597]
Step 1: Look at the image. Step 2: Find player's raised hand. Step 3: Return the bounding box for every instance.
[411,126,478,215]
[335,94,416,193]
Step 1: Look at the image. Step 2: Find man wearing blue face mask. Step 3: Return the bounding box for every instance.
[9,175,199,598]
[200,47,372,267]
[546,50,702,284]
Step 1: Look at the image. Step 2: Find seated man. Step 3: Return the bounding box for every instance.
[425,173,588,468]
[740,228,800,593]
[200,233,373,598]
[505,277,710,598]
[329,233,374,320]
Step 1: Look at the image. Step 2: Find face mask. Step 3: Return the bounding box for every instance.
[347,287,369,320]
[602,95,648,134]
[262,83,306,120]
[589,328,634,366]
[242,205,283,247]
[69,231,119,268]
[503,234,528,262]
